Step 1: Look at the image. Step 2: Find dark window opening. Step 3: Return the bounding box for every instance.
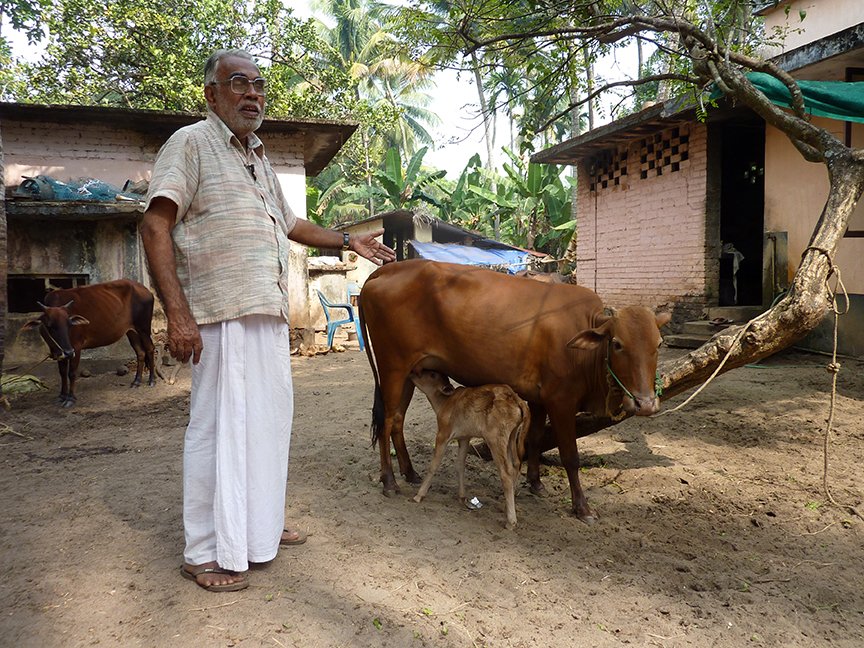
[8,275,89,313]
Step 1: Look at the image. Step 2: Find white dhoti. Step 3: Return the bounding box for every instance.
[183,314,293,572]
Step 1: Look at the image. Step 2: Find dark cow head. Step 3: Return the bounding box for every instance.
[22,301,90,360]
[566,306,672,416]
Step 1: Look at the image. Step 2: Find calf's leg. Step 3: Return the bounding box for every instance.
[486,435,519,529]
[412,422,454,502]
[455,438,471,502]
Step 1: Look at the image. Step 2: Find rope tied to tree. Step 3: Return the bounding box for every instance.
[651,317,759,418]
[801,246,861,521]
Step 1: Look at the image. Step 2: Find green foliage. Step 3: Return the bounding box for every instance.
[15,0,250,108]
[492,148,573,253]
[434,154,495,229]
[0,0,47,43]
[350,146,445,211]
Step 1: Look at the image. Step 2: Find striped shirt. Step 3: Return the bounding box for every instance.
[146,112,298,325]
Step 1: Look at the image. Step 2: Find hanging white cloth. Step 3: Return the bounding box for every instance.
[721,242,745,304]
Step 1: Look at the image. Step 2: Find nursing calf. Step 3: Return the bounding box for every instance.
[410,370,530,529]
[22,279,159,407]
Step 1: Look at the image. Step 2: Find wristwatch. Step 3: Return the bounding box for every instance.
[342,232,350,251]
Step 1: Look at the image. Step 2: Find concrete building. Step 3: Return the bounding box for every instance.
[1,102,355,364]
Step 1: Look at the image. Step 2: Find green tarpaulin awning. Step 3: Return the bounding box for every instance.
[713,72,864,123]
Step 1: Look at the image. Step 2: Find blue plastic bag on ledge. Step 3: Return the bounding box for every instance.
[13,175,144,202]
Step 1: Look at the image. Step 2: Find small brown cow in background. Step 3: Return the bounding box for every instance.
[22,279,159,407]
[410,369,530,529]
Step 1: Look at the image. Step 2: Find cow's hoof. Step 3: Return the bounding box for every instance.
[381,478,400,497]
[577,514,597,525]
[528,481,546,496]
[61,399,76,409]
[404,470,422,485]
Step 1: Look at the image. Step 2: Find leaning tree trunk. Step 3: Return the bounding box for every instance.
[661,157,864,397]
[570,151,864,439]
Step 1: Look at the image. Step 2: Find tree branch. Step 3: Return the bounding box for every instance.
[539,72,697,133]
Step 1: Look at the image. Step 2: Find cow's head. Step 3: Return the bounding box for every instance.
[567,307,671,416]
[21,300,89,360]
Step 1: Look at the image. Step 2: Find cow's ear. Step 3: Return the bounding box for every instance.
[655,312,672,329]
[440,384,456,396]
[567,319,612,351]
[69,315,90,326]
[567,328,606,350]
[21,319,43,331]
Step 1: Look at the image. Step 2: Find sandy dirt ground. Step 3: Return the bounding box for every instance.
[1,341,863,648]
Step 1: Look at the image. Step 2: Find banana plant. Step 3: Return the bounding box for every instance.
[353,146,445,211]
[497,148,574,254]
[436,154,506,236]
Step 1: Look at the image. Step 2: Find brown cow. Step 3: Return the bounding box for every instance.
[22,279,159,407]
[410,369,530,529]
[359,259,670,523]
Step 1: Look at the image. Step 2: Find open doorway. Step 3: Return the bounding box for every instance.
[718,118,765,307]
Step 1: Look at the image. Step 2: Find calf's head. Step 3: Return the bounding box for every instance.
[22,301,90,360]
[567,306,671,416]
[409,369,455,407]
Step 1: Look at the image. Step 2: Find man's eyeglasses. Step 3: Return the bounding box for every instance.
[210,74,267,96]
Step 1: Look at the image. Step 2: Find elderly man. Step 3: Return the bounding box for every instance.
[141,48,395,592]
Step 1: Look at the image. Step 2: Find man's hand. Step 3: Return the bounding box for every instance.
[350,228,396,265]
[167,312,203,364]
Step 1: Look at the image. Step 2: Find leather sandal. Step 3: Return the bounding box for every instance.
[180,565,249,592]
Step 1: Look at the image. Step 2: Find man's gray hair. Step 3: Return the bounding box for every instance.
[204,49,257,85]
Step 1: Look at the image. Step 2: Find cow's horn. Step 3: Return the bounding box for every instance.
[62,300,74,309]
[37,301,48,311]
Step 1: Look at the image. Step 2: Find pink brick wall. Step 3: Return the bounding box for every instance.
[3,120,163,188]
[575,122,710,322]
[3,119,305,188]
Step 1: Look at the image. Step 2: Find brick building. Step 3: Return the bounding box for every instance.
[534,1,864,355]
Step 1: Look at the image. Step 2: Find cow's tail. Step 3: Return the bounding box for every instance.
[358,293,385,447]
[507,399,530,471]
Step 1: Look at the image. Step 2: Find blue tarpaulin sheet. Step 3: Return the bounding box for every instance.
[410,241,529,273]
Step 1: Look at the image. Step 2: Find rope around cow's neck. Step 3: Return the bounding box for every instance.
[39,324,67,360]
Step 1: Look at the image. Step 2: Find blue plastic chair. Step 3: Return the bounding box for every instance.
[347,281,361,305]
[316,290,365,350]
